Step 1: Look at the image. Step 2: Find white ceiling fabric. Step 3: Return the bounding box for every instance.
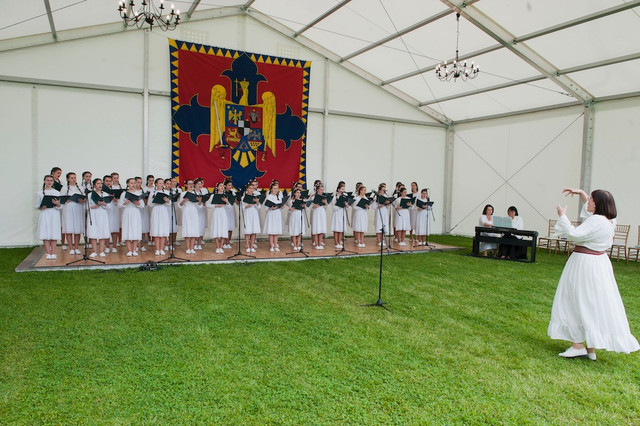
[2,0,639,123]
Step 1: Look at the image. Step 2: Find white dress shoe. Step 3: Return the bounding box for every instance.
[62,245,68,250]
[132,251,139,256]
[587,352,597,361]
[270,248,275,252]
[45,254,52,260]
[90,252,97,258]
[275,247,280,252]
[126,251,133,257]
[111,247,117,253]
[99,252,106,257]
[155,250,160,255]
[105,248,111,253]
[140,246,146,252]
[559,347,588,358]
[160,250,166,255]
[250,248,256,253]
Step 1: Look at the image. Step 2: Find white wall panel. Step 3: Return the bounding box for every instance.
[592,98,640,246]
[148,95,173,178]
[0,83,35,246]
[451,108,584,238]
[0,31,144,89]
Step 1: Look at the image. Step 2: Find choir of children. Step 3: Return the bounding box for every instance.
[36,168,433,259]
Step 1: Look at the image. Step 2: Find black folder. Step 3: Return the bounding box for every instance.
[39,195,58,209]
[125,191,141,202]
[211,193,228,205]
[356,198,371,209]
[52,181,63,191]
[242,193,259,204]
[152,192,169,204]
[399,198,413,209]
[416,199,434,209]
[292,199,305,210]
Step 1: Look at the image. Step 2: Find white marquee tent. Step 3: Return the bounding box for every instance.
[1,0,639,247]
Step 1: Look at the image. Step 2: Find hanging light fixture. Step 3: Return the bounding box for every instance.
[118,0,180,31]
[435,12,479,82]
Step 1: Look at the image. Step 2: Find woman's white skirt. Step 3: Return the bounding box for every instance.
[86,208,110,240]
[395,209,411,231]
[331,208,347,233]
[548,252,640,353]
[140,205,150,233]
[181,204,200,238]
[352,209,368,233]
[121,206,142,241]
[311,207,327,234]
[150,205,170,237]
[243,207,261,235]
[415,209,431,236]
[288,210,307,237]
[107,202,120,233]
[374,206,389,233]
[38,208,61,240]
[210,207,228,239]
[62,202,84,234]
[263,209,283,235]
[226,205,236,231]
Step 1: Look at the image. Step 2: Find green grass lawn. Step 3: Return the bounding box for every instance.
[1,236,639,423]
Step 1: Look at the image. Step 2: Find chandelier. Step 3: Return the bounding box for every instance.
[118,0,180,31]
[435,13,479,82]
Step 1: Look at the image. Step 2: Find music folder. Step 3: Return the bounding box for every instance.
[125,191,141,202]
[39,195,58,209]
[292,199,305,210]
[152,192,169,204]
[356,198,371,209]
[416,199,434,209]
[242,193,258,204]
[399,198,413,209]
[211,193,228,205]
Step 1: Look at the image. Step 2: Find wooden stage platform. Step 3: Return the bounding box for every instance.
[16,237,462,272]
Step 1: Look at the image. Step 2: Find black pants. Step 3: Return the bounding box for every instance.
[498,234,527,260]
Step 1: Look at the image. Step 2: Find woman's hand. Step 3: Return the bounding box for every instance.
[557,204,567,217]
[562,188,588,202]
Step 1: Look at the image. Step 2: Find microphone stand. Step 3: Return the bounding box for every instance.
[335,198,356,256]
[160,189,189,264]
[228,193,255,260]
[67,192,104,265]
[363,216,390,311]
[378,196,401,255]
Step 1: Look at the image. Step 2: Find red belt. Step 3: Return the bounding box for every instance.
[573,245,605,255]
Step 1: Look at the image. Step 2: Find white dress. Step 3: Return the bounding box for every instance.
[393,198,412,231]
[148,189,170,238]
[86,191,110,240]
[242,191,261,235]
[352,197,368,233]
[225,190,237,232]
[105,187,121,233]
[311,198,327,234]
[373,201,389,234]
[141,186,153,234]
[208,195,229,239]
[478,215,498,252]
[415,198,431,236]
[409,191,419,231]
[179,191,201,238]
[548,214,640,353]
[35,189,62,240]
[165,190,179,233]
[196,188,209,237]
[331,197,348,233]
[61,185,84,234]
[263,194,283,235]
[173,186,183,226]
[288,201,307,237]
[118,191,144,241]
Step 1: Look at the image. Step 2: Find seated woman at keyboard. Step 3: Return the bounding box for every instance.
[498,206,527,259]
[479,204,498,256]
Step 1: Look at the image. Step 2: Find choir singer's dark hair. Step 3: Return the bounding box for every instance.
[482,204,494,215]
[591,189,617,219]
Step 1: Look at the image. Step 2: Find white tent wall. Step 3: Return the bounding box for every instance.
[591,97,640,247]
[449,107,585,238]
[0,14,442,247]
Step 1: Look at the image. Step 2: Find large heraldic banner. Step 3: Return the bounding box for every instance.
[170,39,311,191]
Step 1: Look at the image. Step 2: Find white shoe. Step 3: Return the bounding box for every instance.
[291,242,295,247]
[51,254,57,259]
[62,245,68,250]
[359,243,366,248]
[276,243,280,248]
[270,248,275,252]
[155,250,160,255]
[111,247,117,253]
[105,248,111,253]
[160,250,166,255]
[174,242,181,246]
[140,246,147,252]
[90,252,97,258]
[45,254,52,260]
[196,245,203,250]
[253,243,258,248]
[126,251,132,257]
[293,246,299,251]
[587,352,597,361]
[312,241,316,246]
[132,251,139,256]
[99,252,106,257]
[559,347,588,358]
[250,248,256,253]
[246,248,252,253]
[119,242,125,247]
[321,241,325,246]
[275,247,280,252]
[399,242,407,246]
[164,246,169,251]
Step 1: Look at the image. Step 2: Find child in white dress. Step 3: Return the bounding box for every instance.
[208,182,229,254]
[119,178,144,257]
[36,175,62,260]
[263,182,285,252]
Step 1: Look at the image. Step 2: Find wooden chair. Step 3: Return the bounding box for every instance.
[609,224,630,262]
[626,226,640,263]
[538,219,569,254]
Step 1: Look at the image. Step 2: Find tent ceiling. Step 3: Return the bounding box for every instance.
[2,0,639,124]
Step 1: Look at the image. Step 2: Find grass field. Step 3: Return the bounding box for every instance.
[1,236,639,423]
